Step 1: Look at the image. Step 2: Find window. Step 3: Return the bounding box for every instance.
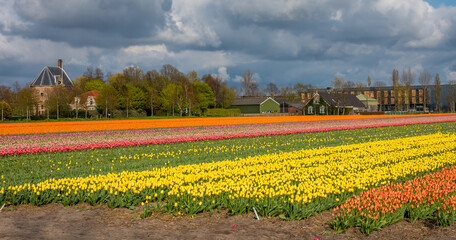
[90,100,93,105]
[54,75,62,85]
[320,106,325,114]
[41,105,44,110]
[41,92,44,97]
[308,106,313,114]
[313,94,320,104]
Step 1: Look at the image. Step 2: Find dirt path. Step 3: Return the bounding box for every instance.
[1,204,456,240]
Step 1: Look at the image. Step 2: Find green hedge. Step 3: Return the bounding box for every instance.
[206,108,241,117]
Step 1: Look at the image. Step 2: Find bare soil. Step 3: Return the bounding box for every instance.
[1,203,456,240]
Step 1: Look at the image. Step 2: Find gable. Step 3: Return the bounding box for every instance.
[31,66,73,87]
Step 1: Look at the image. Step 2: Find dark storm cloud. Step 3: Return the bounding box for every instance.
[2,0,456,88]
[9,0,171,47]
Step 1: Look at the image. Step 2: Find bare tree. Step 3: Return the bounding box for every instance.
[418,69,432,112]
[160,64,183,83]
[293,83,313,102]
[374,81,387,111]
[447,80,456,113]
[83,67,94,79]
[266,82,279,97]
[94,67,104,81]
[344,80,355,89]
[392,69,400,111]
[331,76,345,92]
[401,67,414,111]
[123,66,144,86]
[280,86,297,102]
[435,73,441,112]
[241,69,258,96]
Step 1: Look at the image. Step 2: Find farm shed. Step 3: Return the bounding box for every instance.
[230,97,280,113]
[356,94,378,112]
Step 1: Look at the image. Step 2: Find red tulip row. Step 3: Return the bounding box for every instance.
[2,119,454,156]
[332,165,456,234]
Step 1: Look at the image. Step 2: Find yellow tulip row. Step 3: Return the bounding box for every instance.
[3,133,456,205]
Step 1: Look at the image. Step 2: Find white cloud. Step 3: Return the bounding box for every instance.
[330,9,343,21]
[232,75,243,83]
[0,34,93,65]
[3,0,456,87]
[217,66,230,81]
[449,72,456,81]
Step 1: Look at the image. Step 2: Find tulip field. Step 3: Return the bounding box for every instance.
[1,114,456,234]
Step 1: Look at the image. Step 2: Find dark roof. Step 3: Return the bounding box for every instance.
[317,91,365,108]
[31,66,73,87]
[288,102,305,109]
[232,97,278,105]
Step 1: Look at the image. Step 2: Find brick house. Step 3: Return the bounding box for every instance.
[30,59,73,115]
[304,91,365,115]
[71,90,100,111]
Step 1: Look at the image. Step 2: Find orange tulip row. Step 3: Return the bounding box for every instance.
[1,114,455,135]
[332,165,456,233]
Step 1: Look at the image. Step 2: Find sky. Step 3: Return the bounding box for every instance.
[1,0,456,89]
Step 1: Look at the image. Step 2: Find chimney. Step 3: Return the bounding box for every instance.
[58,59,63,68]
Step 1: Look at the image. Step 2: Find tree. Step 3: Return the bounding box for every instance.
[280,86,297,102]
[161,83,184,116]
[418,69,432,112]
[177,75,194,116]
[83,67,95,79]
[17,86,37,120]
[221,86,235,108]
[47,86,72,119]
[123,66,144,86]
[331,76,345,91]
[78,93,90,119]
[0,101,12,120]
[71,85,84,119]
[84,79,106,92]
[192,81,215,114]
[108,73,127,92]
[392,69,400,111]
[331,76,348,114]
[0,85,13,121]
[83,67,104,81]
[120,85,131,118]
[187,70,201,83]
[202,74,234,108]
[266,82,279,97]
[146,87,161,117]
[241,69,258,96]
[73,76,89,94]
[130,86,147,113]
[11,81,21,115]
[374,81,386,111]
[344,80,355,89]
[367,76,372,88]
[145,70,168,92]
[97,85,118,118]
[293,83,313,102]
[160,64,183,83]
[401,67,414,111]
[447,80,456,113]
[435,73,441,112]
[94,67,104,80]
